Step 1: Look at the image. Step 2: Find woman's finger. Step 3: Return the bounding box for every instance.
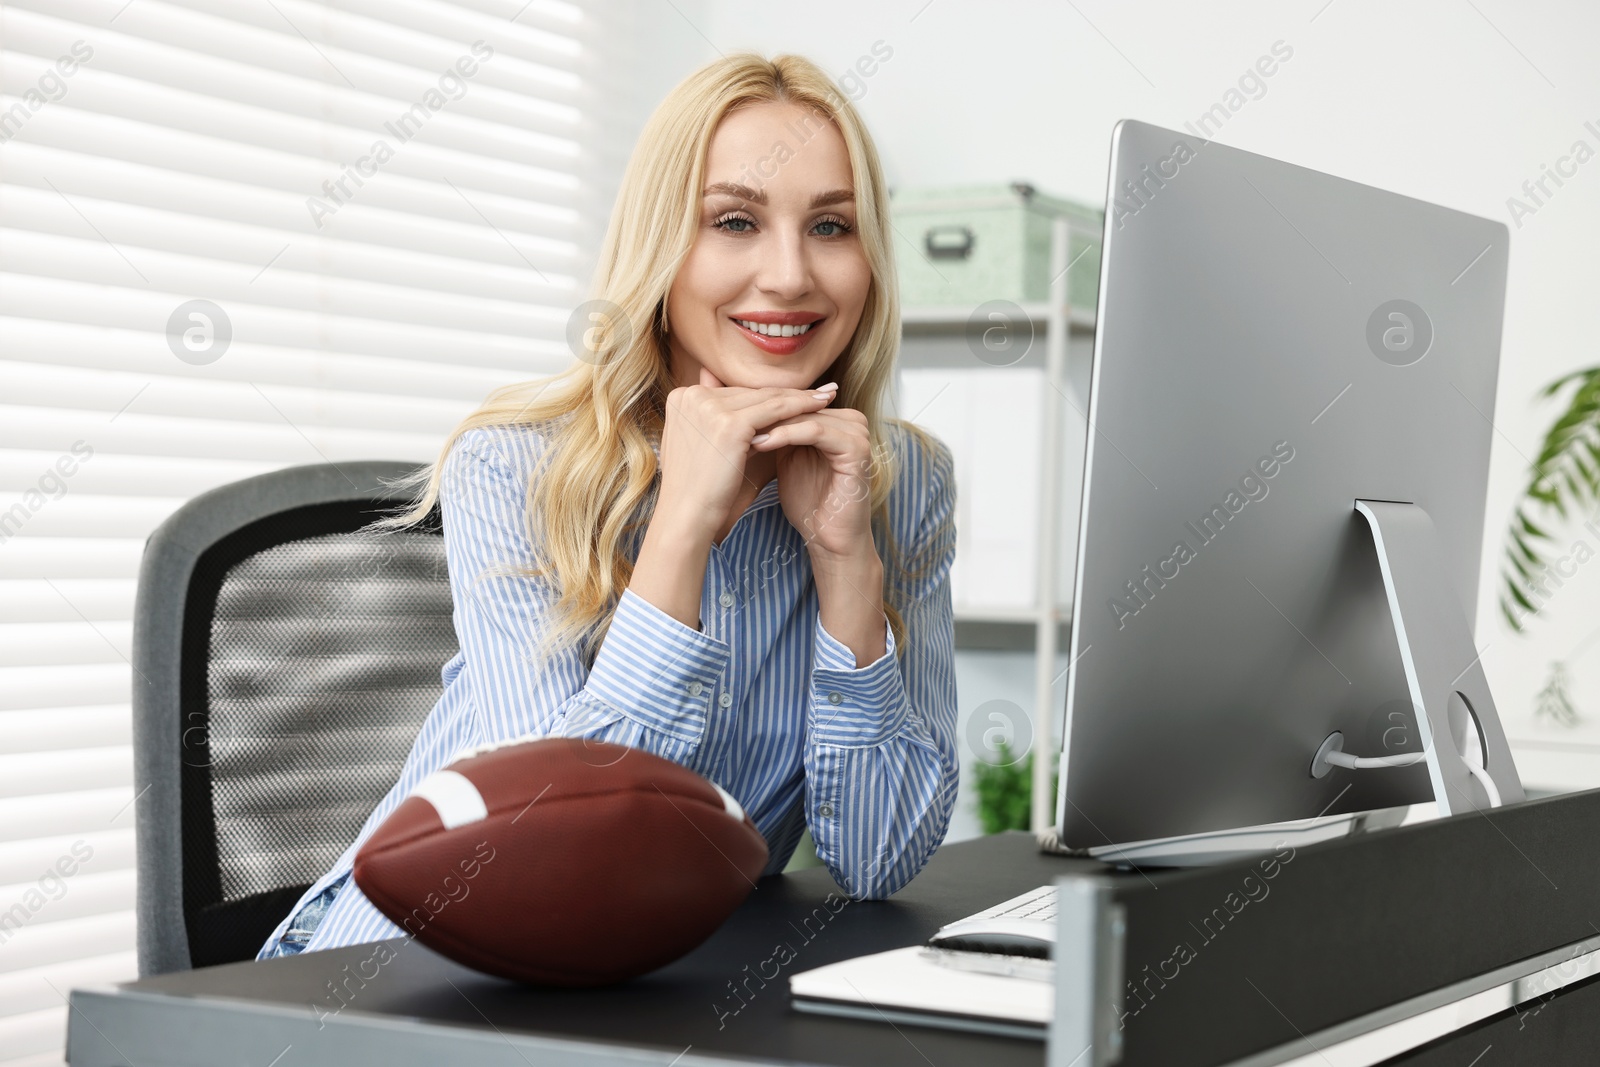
[751,410,859,453]
[736,386,837,433]
[713,380,839,412]
[672,378,825,441]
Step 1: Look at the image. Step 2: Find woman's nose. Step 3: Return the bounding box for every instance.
[756,229,812,297]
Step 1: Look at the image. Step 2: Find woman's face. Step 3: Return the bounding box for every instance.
[665,100,871,391]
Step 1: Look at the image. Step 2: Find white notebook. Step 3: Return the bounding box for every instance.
[788,944,1053,1041]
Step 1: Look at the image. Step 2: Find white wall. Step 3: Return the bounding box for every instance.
[615,0,1600,793]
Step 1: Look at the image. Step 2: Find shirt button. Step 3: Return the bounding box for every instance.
[718,692,733,708]
[687,681,703,696]
[827,692,843,705]
[719,591,734,608]
[819,802,835,817]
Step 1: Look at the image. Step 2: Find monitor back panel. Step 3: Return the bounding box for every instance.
[1058,119,1509,848]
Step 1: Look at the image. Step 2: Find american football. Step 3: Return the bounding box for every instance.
[352,736,769,985]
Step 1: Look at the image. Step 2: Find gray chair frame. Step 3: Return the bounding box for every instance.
[131,460,440,976]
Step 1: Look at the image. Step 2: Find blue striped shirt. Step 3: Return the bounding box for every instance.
[257,417,959,958]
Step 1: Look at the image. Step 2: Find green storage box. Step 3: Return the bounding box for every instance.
[891,182,1103,311]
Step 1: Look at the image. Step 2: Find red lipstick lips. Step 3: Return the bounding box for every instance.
[729,311,825,355]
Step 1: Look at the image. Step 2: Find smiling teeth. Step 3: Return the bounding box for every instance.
[736,319,814,337]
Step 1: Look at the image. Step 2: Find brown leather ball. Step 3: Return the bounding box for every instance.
[353,736,768,985]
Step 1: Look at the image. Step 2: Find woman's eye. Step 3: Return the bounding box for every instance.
[710,213,855,237]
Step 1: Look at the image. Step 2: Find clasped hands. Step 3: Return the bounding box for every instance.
[647,367,889,667]
[659,366,879,568]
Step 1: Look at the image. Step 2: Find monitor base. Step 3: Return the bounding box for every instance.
[1036,803,1431,868]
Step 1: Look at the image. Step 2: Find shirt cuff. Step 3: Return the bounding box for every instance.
[584,587,732,745]
[808,614,909,747]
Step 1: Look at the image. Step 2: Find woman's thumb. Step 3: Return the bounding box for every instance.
[699,364,724,389]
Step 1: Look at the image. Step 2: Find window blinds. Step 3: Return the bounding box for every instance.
[0,1,615,1061]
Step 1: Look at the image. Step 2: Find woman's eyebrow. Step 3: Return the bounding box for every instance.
[702,181,855,209]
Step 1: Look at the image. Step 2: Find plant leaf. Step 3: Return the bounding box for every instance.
[1508,548,1533,583]
[1508,580,1537,613]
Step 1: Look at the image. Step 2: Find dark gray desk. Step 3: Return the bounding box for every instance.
[67,832,1102,1066]
[70,796,1600,1067]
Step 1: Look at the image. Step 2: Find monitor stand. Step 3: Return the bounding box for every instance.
[1349,500,1524,814]
[1039,500,1524,869]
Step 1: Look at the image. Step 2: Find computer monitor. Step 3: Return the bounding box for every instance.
[1055,119,1524,852]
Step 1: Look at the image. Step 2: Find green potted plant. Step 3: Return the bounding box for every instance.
[1498,367,1600,725]
[972,739,1060,833]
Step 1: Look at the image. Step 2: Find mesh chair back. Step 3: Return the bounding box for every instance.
[133,462,458,974]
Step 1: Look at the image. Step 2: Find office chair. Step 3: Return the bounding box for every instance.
[131,460,458,975]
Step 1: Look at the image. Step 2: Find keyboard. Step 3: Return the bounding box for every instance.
[924,885,1057,959]
[963,884,1056,923]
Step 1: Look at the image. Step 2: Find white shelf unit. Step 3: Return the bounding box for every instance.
[896,215,1099,833]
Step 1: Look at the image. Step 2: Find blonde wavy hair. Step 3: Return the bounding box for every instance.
[371,51,952,670]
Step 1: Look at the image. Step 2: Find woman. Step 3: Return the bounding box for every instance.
[257,51,958,960]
